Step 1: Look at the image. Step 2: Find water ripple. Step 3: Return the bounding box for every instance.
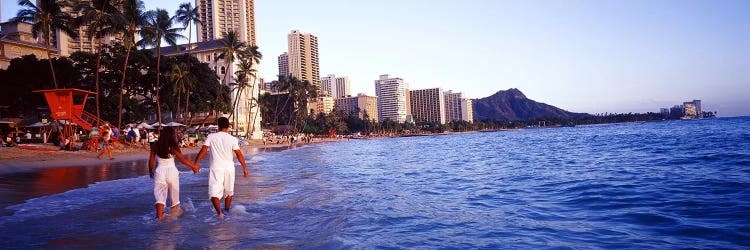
[2,118,750,248]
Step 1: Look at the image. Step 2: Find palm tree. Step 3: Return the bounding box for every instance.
[139,9,185,126]
[227,45,262,128]
[248,85,263,139]
[202,30,246,125]
[167,61,195,123]
[117,0,146,130]
[292,79,318,129]
[175,2,201,51]
[275,75,298,126]
[216,31,248,88]
[275,75,317,130]
[13,0,77,89]
[228,56,257,134]
[76,0,121,126]
[241,45,262,137]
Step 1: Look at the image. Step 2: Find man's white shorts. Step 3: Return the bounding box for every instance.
[209,167,235,199]
[154,166,180,207]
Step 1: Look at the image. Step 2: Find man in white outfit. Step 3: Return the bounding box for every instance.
[194,117,249,218]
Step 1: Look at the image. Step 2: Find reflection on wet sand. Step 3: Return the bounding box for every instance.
[0,145,294,217]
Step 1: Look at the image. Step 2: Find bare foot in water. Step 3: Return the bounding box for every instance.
[166,208,183,218]
[217,212,225,219]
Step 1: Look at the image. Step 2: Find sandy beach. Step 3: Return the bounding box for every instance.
[0,136,359,174]
[0,139,317,174]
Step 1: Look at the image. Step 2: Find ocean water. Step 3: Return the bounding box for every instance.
[1,117,749,248]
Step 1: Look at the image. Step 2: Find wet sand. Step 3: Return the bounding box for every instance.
[0,139,330,216]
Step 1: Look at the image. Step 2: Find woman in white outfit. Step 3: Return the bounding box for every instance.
[148,127,200,220]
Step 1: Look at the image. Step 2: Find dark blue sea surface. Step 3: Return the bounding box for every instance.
[1,117,749,248]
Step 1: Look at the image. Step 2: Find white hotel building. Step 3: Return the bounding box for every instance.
[375,74,409,123]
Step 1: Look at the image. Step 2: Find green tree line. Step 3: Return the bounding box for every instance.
[3,0,261,130]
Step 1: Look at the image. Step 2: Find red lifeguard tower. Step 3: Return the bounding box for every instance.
[33,88,106,136]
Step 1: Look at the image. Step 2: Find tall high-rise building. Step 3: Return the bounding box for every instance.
[320,74,334,97]
[444,91,463,122]
[444,90,474,122]
[52,0,122,56]
[461,99,473,122]
[196,0,256,44]
[410,88,446,124]
[683,102,697,118]
[693,99,702,117]
[287,30,320,94]
[278,52,289,77]
[334,76,351,98]
[334,93,378,122]
[321,74,350,98]
[670,105,684,119]
[375,74,409,123]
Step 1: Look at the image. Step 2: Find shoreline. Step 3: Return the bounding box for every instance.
[0,130,495,174]
[0,139,333,175]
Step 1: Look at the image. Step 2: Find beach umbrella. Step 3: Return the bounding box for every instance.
[137,122,154,129]
[165,122,185,127]
[150,122,163,127]
[26,122,49,128]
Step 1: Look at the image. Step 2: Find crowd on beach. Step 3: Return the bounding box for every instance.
[0,120,341,162]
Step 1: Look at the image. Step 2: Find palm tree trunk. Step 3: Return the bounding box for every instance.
[187,22,192,52]
[185,89,191,124]
[156,46,163,127]
[273,90,280,127]
[176,87,181,122]
[249,86,261,139]
[45,31,58,89]
[95,39,103,127]
[229,85,244,121]
[118,43,133,130]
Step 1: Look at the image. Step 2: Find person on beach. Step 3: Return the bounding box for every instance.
[140,128,148,149]
[97,131,114,160]
[149,127,200,220]
[193,117,249,218]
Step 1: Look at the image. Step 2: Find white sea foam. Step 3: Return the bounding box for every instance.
[229,204,248,215]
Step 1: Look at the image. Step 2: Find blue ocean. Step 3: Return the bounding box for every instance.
[1,117,749,248]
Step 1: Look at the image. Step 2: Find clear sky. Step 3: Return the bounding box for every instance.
[3,0,749,117]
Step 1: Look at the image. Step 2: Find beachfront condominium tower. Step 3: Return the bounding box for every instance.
[321,74,351,98]
[196,0,257,44]
[321,74,334,97]
[287,30,320,95]
[51,0,122,56]
[278,52,289,77]
[334,93,379,122]
[461,99,474,122]
[410,88,446,124]
[444,91,474,122]
[375,74,409,123]
[334,76,351,98]
[444,91,463,122]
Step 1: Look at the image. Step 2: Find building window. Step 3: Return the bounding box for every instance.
[221,66,226,74]
[206,55,211,61]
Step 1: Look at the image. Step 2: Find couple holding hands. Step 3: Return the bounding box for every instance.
[148,117,249,220]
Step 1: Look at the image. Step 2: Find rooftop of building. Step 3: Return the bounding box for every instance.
[157,40,224,56]
[0,21,59,53]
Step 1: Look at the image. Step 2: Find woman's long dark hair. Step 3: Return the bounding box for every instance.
[153,127,181,159]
